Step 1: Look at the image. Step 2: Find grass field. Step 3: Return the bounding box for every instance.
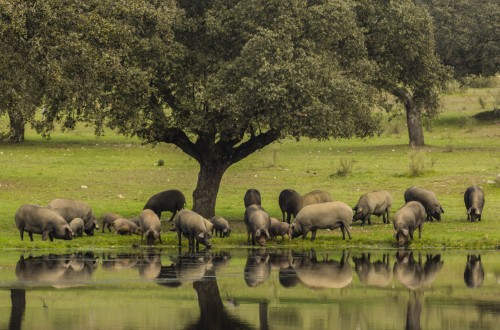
[0,81,499,250]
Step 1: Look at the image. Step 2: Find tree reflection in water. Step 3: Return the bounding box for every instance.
[157,249,254,330]
[9,289,25,330]
[393,251,444,330]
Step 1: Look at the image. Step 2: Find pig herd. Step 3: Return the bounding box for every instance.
[14,185,485,247]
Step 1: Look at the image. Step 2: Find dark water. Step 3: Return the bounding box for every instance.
[0,248,499,330]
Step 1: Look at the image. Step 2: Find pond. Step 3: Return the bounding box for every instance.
[0,248,499,330]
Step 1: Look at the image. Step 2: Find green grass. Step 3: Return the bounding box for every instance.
[0,83,499,250]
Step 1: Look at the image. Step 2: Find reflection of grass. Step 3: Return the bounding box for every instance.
[0,85,499,249]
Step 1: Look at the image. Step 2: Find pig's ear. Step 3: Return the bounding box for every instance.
[440,206,444,214]
[357,207,363,213]
[198,232,204,238]
[402,229,409,236]
[392,231,397,238]
[265,230,270,238]
[466,207,472,215]
[256,229,261,237]
[223,228,227,233]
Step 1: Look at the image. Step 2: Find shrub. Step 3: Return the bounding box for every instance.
[331,158,354,178]
[408,150,425,177]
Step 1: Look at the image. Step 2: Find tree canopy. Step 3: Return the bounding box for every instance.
[420,0,499,79]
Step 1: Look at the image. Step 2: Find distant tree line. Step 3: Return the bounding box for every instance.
[1,0,498,217]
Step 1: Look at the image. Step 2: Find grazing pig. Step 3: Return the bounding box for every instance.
[269,217,291,242]
[139,209,162,246]
[353,190,392,225]
[464,255,484,288]
[464,186,485,222]
[143,189,186,221]
[204,218,214,234]
[210,215,232,237]
[69,218,84,237]
[393,201,426,246]
[244,204,271,246]
[15,204,73,241]
[291,201,352,241]
[404,186,444,222]
[278,189,301,223]
[128,215,141,227]
[296,190,333,212]
[101,212,123,233]
[113,218,142,235]
[48,198,98,236]
[244,189,261,208]
[174,209,212,249]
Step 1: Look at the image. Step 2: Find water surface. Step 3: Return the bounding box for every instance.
[0,248,499,330]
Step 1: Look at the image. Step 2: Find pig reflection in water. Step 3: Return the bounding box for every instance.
[287,250,353,289]
[464,255,484,288]
[101,253,141,271]
[244,249,271,287]
[353,253,393,287]
[393,251,443,290]
[157,250,231,287]
[15,252,98,288]
[138,252,162,280]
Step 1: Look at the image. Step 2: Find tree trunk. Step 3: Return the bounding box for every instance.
[392,87,425,147]
[192,163,229,218]
[406,102,425,147]
[7,109,25,143]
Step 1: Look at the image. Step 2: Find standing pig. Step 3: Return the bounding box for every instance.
[278,189,301,223]
[174,209,212,249]
[296,190,333,212]
[143,189,186,221]
[393,201,426,246]
[244,189,261,208]
[353,190,392,225]
[113,218,142,235]
[48,198,98,236]
[15,204,73,241]
[291,201,352,241]
[210,215,232,237]
[244,204,271,246]
[269,217,291,242]
[404,186,444,222]
[101,212,123,233]
[464,186,485,222]
[69,218,84,237]
[139,209,162,246]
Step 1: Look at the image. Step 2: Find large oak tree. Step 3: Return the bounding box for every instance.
[61,0,382,217]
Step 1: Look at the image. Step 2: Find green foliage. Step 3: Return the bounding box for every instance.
[422,0,500,78]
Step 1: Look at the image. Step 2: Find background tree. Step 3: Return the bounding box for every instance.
[420,0,499,79]
[354,0,450,146]
[0,0,46,142]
